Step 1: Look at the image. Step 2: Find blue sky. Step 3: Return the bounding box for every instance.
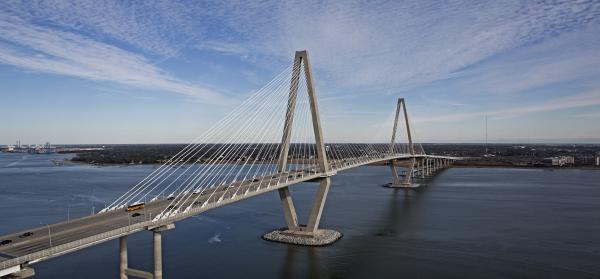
[1,0,600,144]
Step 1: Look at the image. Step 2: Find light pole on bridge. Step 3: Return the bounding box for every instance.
[39,221,52,249]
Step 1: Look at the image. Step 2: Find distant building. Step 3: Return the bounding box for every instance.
[1,140,56,154]
[575,154,597,165]
[543,156,574,167]
[596,153,600,166]
[0,145,13,152]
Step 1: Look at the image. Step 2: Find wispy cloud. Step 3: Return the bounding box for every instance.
[453,29,600,95]
[0,12,230,104]
[576,112,600,118]
[2,1,599,97]
[414,89,600,123]
[216,0,600,91]
[196,41,249,56]
[2,0,199,57]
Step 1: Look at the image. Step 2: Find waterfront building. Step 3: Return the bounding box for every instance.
[543,156,575,167]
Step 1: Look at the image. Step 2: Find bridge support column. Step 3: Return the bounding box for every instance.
[386,159,419,188]
[389,160,402,185]
[428,159,432,175]
[430,159,433,175]
[116,224,174,279]
[119,236,128,279]
[264,177,341,246]
[306,177,331,233]
[0,266,35,278]
[153,230,163,279]
[278,187,299,231]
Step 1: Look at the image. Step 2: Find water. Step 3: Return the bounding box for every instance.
[1,153,599,278]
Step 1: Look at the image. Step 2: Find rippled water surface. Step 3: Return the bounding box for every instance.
[1,153,599,278]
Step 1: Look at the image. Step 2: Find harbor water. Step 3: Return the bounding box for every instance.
[1,153,599,278]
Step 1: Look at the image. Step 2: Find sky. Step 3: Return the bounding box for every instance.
[1,0,600,144]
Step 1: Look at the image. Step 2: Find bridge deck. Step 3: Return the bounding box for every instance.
[0,154,456,270]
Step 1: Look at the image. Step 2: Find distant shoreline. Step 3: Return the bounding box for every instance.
[448,164,600,171]
[5,142,596,170]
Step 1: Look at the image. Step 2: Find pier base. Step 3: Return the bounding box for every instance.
[384,182,420,189]
[262,228,341,246]
[1,267,35,278]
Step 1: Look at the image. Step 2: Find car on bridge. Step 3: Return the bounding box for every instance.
[19,232,33,238]
[0,239,12,245]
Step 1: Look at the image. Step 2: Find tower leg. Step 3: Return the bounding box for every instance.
[278,187,299,230]
[389,160,402,185]
[403,158,416,185]
[306,178,331,233]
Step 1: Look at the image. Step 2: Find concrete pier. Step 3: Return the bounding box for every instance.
[154,231,162,279]
[265,177,342,246]
[0,267,35,278]
[119,236,127,279]
[117,224,173,279]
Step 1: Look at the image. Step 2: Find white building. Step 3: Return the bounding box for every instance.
[543,156,575,167]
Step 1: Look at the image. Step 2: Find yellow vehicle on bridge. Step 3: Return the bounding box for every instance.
[126,203,145,212]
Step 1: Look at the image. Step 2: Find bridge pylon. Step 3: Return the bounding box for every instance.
[263,50,341,246]
[387,97,420,188]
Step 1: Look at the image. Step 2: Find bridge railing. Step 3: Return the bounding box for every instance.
[0,220,152,270]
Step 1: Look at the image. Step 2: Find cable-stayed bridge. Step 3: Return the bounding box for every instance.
[0,50,458,279]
